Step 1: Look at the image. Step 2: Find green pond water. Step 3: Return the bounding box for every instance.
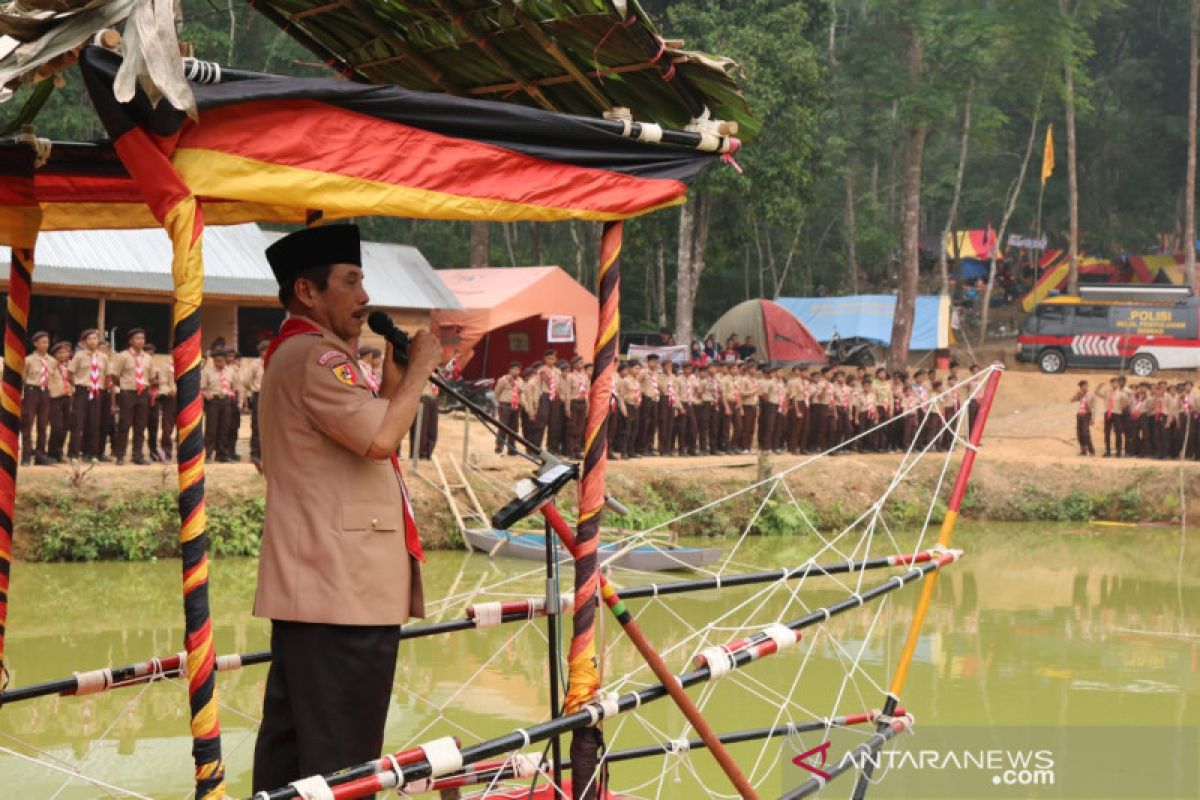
[0,523,1197,799]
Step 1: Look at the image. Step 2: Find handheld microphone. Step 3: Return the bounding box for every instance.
[367,311,410,365]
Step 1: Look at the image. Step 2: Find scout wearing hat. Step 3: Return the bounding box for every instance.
[105,327,153,465]
[494,360,524,455]
[563,355,589,459]
[150,342,178,462]
[537,348,566,455]
[520,365,544,454]
[637,353,661,455]
[616,359,644,458]
[67,328,108,461]
[44,340,74,463]
[222,347,243,460]
[697,362,718,455]
[19,331,54,465]
[251,224,442,793]
[200,347,237,462]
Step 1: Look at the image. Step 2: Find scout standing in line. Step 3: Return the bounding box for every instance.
[520,364,545,454]
[153,347,178,462]
[98,339,118,459]
[1071,379,1096,456]
[735,361,759,453]
[107,328,154,465]
[717,362,738,453]
[539,349,565,455]
[696,363,717,455]
[46,340,74,463]
[638,353,662,455]
[20,331,53,465]
[658,360,678,455]
[616,360,643,459]
[68,329,108,461]
[494,361,524,455]
[245,340,268,463]
[563,356,589,459]
[252,224,440,792]
[200,348,237,462]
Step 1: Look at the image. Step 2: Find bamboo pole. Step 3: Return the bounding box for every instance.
[540,503,756,798]
[850,363,1004,800]
[345,0,463,96]
[499,0,611,112]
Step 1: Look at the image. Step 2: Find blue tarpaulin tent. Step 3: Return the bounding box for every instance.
[774,295,952,350]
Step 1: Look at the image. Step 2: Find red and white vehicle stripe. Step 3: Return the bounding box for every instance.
[1070,334,1120,357]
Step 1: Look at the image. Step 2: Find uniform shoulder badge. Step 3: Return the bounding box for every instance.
[317,349,348,367]
[331,362,357,386]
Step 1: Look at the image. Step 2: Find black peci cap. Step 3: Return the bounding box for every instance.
[126,328,145,340]
[266,225,361,286]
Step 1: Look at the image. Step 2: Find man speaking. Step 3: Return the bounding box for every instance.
[251,224,441,792]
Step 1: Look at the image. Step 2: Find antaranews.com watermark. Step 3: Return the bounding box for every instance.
[781,726,1198,798]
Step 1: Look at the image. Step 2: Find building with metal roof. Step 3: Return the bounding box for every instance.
[0,224,460,354]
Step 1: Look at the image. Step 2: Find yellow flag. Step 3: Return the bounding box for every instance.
[1041,124,1055,185]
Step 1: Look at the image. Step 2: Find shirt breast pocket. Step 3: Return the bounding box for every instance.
[342,503,400,533]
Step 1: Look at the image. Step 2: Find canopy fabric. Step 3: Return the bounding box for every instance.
[705,299,826,365]
[1020,250,1124,311]
[945,228,999,261]
[431,267,598,372]
[959,258,989,280]
[14,46,721,241]
[774,295,952,350]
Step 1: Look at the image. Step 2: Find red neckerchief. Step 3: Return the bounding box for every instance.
[264,316,323,369]
[265,315,424,562]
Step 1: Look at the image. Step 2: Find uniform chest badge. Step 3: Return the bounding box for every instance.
[331,362,357,386]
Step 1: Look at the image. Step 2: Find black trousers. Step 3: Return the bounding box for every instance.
[545,398,566,454]
[253,620,401,794]
[496,404,521,452]
[1076,413,1095,455]
[20,386,49,461]
[69,386,103,459]
[204,396,235,460]
[1103,412,1124,455]
[116,389,151,460]
[47,395,71,459]
[151,393,177,460]
[248,393,262,460]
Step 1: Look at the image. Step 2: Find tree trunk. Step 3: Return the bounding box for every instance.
[469,222,490,268]
[530,222,542,265]
[938,82,974,297]
[655,241,668,328]
[674,194,711,345]
[1186,0,1199,289]
[502,222,517,267]
[1063,2,1080,295]
[569,221,585,281]
[887,26,925,372]
[980,94,1044,348]
[845,164,859,293]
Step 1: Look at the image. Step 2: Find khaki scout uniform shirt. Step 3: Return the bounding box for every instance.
[616,373,642,415]
[107,349,153,392]
[201,364,239,399]
[495,374,524,409]
[254,319,422,625]
[155,360,177,396]
[23,352,53,389]
[639,368,662,402]
[242,358,264,395]
[69,348,108,388]
[521,374,542,417]
[48,357,73,398]
[564,369,590,405]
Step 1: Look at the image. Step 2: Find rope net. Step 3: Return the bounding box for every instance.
[0,366,1002,798]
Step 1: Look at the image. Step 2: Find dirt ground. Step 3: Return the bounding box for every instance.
[15,360,1200,540]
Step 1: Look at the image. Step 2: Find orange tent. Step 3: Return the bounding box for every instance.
[431,266,598,379]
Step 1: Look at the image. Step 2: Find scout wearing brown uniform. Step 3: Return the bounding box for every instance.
[46,341,74,462]
[108,329,154,465]
[494,362,524,455]
[563,356,589,459]
[252,224,440,792]
[616,361,643,458]
[152,352,178,461]
[638,354,662,455]
[1097,377,1127,457]
[539,350,566,455]
[785,368,808,454]
[68,330,108,461]
[20,332,53,465]
[658,361,679,455]
[735,363,759,452]
[680,363,701,455]
[697,364,717,454]
[1071,381,1096,456]
[872,370,891,453]
[808,371,830,452]
[757,366,780,453]
[521,366,545,454]
[244,341,268,462]
[201,351,238,462]
[717,364,738,453]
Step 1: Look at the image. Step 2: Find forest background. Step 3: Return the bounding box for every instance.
[9,0,1199,361]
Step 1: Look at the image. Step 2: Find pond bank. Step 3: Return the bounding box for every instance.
[10,450,1196,562]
